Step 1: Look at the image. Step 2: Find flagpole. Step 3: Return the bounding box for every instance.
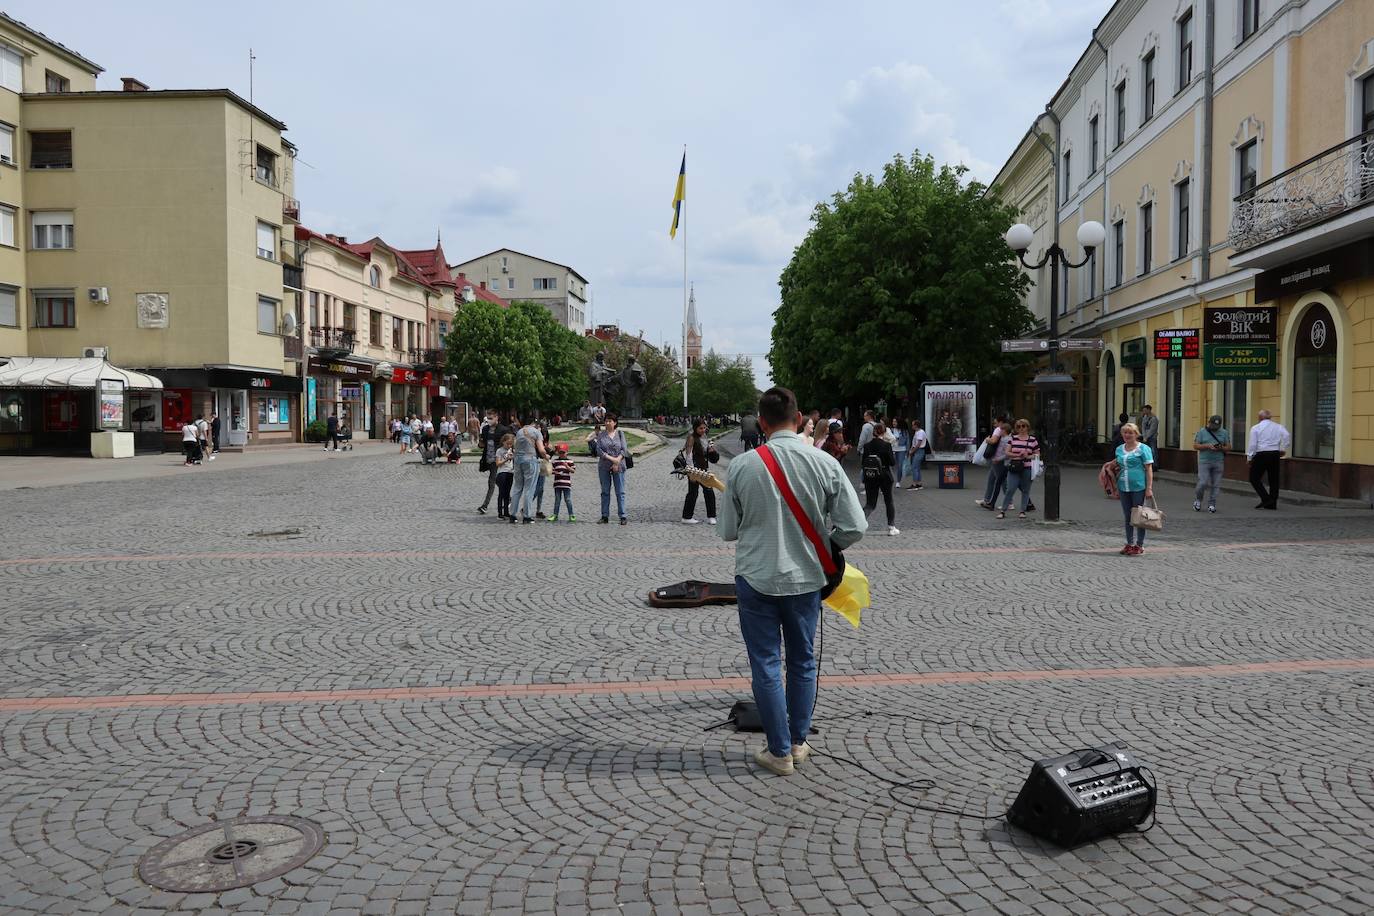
[681,145,688,412]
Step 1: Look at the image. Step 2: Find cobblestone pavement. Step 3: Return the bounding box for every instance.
[1,443,1372,915]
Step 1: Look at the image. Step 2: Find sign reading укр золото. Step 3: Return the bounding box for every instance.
[1203,305,1276,380]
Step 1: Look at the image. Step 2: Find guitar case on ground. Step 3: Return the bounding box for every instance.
[646,580,737,607]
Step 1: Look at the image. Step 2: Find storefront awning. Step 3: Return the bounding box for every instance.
[0,357,164,390]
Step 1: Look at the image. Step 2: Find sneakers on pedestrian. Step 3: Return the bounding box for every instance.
[620,517,628,526]
[1120,544,1133,555]
[752,747,794,776]
[477,507,487,515]
[567,515,577,522]
[208,455,216,461]
[707,518,717,526]
[536,512,546,519]
[1127,544,1142,556]
[975,499,987,507]
[549,516,559,522]
[598,517,609,524]
[1193,500,1202,512]
[888,526,900,536]
[1025,502,1036,511]
[791,742,813,764]
[681,518,701,525]
[1208,504,1216,514]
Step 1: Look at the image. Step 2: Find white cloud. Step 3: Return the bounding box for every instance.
[702,214,803,268]
[447,166,522,219]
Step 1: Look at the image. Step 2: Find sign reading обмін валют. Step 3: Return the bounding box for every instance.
[1203,306,1277,380]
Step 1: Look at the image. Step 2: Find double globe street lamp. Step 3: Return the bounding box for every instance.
[1003,219,1106,522]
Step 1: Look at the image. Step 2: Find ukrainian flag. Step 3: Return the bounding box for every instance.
[669,152,685,239]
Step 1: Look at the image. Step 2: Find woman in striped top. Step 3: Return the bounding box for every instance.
[997,419,1040,519]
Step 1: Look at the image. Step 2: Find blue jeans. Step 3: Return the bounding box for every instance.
[735,576,822,758]
[511,458,540,519]
[533,473,546,512]
[598,464,626,519]
[910,448,924,483]
[894,450,908,485]
[1120,489,1147,546]
[983,462,1006,504]
[552,489,574,517]
[1001,468,1032,512]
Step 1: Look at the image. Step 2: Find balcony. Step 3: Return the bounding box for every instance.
[310,327,356,355]
[1229,130,1374,267]
[280,239,304,291]
[409,347,444,369]
[283,197,300,222]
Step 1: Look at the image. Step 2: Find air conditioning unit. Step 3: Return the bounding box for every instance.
[83,346,108,359]
[501,265,509,273]
[0,155,11,165]
[88,287,109,303]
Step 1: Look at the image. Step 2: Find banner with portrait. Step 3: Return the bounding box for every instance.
[922,382,978,462]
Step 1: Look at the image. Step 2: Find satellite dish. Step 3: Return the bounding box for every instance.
[280,312,299,336]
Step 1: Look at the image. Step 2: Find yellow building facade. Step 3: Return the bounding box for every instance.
[991,0,1374,500]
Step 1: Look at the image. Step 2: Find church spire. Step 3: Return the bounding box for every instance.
[685,283,700,336]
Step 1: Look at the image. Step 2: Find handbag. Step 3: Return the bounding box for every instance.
[620,431,633,470]
[478,455,491,473]
[673,451,688,471]
[1030,456,1044,480]
[1131,496,1165,531]
[539,457,552,477]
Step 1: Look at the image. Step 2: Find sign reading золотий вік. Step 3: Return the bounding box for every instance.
[922,382,977,463]
[1203,305,1277,380]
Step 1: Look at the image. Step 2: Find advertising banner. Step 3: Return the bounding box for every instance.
[99,379,124,428]
[923,382,978,462]
[161,388,194,432]
[1203,305,1278,380]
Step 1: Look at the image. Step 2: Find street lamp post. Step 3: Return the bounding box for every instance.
[1004,219,1106,522]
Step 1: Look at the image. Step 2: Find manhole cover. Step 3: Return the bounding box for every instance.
[137,815,323,893]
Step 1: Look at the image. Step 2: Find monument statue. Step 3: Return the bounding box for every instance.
[588,350,616,406]
[617,357,648,419]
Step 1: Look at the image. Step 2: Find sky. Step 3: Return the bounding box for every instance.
[17,0,1112,386]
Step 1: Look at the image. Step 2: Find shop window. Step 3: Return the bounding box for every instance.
[1164,359,1182,448]
[1293,304,1337,459]
[1223,380,1247,451]
[256,396,292,430]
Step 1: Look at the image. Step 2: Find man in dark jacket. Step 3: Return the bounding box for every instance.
[325,412,339,452]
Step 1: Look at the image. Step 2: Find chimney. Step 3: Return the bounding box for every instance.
[121,77,149,92]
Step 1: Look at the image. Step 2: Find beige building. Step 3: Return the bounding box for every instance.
[0,13,303,453]
[991,0,1374,499]
[451,247,588,333]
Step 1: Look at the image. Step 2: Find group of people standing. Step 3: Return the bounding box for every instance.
[180,412,219,466]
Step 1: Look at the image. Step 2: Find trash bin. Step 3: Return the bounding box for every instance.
[938,463,964,489]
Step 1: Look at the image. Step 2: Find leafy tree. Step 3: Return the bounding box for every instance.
[687,350,758,416]
[446,300,543,409]
[769,151,1032,408]
[511,300,586,414]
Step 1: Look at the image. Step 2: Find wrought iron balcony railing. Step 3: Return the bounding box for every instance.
[1230,129,1374,252]
[283,197,300,221]
[310,327,356,354]
[409,347,444,368]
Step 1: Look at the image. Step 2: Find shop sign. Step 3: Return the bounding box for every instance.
[308,357,369,377]
[207,367,304,393]
[1153,329,1200,359]
[391,367,434,386]
[1295,304,1337,359]
[1255,238,1374,303]
[922,382,978,463]
[1203,305,1276,344]
[99,379,124,428]
[340,385,362,399]
[1121,337,1147,369]
[162,388,194,431]
[306,377,317,423]
[1204,344,1277,380]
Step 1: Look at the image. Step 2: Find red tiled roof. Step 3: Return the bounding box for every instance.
[397,243,456,288]
[296,226,443,291]
[454,272,509,308]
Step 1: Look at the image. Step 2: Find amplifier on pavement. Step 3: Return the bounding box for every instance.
[1006,742,1156,847]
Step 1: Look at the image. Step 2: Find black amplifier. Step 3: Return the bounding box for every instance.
[1006,742,1156,847]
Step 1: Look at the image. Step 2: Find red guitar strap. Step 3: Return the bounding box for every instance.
[756,444,838,576]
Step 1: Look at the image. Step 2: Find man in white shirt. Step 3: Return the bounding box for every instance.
[856,410,876,452]
[1246,409,1291,510]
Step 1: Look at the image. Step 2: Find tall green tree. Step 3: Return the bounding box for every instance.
[687,350,758,416]
[446,300,543,409]
[769,151,1032,408]
[511,300,586,413]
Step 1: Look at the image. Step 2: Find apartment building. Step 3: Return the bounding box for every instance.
[990,0,1374,499]
[0,13,304,454]
[450,247,589,332]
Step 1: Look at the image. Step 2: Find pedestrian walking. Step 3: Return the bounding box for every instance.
[976,417,1010,509]
[1247,409,1291,510]
[409,415,423,453]
[1193,414,1230,513]
[1113,422,1154,555]
[717,386,867,776]
[195,414,212,462]
[549,442,576,521]
[390,417,402,444]
[681,418,719,525]
[509,412,549,524]
[325,412,339,452]
[856,410,876,452]
[1110,412,1129,449]
[892,418,910,488]
[997,419,1040,519]
[860,422,899,535]
[907,419,929,490]
[181,418,201,465]
[208,412,221,460]
[477,410,508,515]
[494,433,515,519]
[740,411,761,450]
[1139,405,1159,451]
[399,415,412,454]
[588,413,630,525]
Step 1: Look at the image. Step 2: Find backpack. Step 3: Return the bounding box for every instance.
[862,449,884,481]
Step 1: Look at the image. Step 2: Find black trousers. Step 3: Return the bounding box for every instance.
[864,474,895,526]
[682,480,717,519]
[1250,451,1282,506]
[496,473,514,517]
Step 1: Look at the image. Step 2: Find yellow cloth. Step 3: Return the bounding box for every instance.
[823,563,869,628]
[669,152,685,238]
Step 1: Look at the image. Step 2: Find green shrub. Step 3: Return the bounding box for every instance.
[305,419,328,442]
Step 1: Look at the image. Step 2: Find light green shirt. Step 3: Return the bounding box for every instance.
[718,428,868,596]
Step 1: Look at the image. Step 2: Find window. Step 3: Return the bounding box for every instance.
[369,265,381,288]
[1089,116,1099,173]
[1223,380,1247,452]
[1241,0,1260,43]
[33,289,75,328]
[308,291,319,329]
[1293,304,1337,459]
[0,205,13,247]
[1061,151,1072,204]
[438,320,448,340]
[255,144,277,186]
[1362,73,1374,134]
[343,303,356,331]
[257,296,278,334]
[392,316,403,350]
[1115,82,1127,148]
[370,309,382,345]
[256,221,276,259]
[1140,203,1153,274]
[1178,10,1194,91]
[1142,51,1156,123]
[32,211,75,249]
[30,131,72,169]
[0,284,15,326]
[257,397,291,429]
[1176,179,1191,259]
[1237,140,1259,195]
[45,71,70,93]
[491,277,501,290]
[507,277,515,290]
[0,123,13,164]
[1165,359,1182,449]
[0,45,21,93]
[533,277,559,291]
[1113,221,1125,286]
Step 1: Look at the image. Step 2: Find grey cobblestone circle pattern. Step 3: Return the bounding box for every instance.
[137,814,325,893]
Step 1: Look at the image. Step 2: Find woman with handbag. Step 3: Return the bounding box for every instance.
[1114,422,1155,554]
[997,419,1040,519]
[587,413,630,525]
[680,418,719,525]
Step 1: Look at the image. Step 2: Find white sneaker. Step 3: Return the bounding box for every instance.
[707,518,717,526]
[791,742,813,764]
[752,747,794,776]
[888,526,900,536]
[208,455,216,461]
[681,518,701,525]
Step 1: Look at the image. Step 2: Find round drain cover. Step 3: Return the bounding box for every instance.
[138,815,324,893]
